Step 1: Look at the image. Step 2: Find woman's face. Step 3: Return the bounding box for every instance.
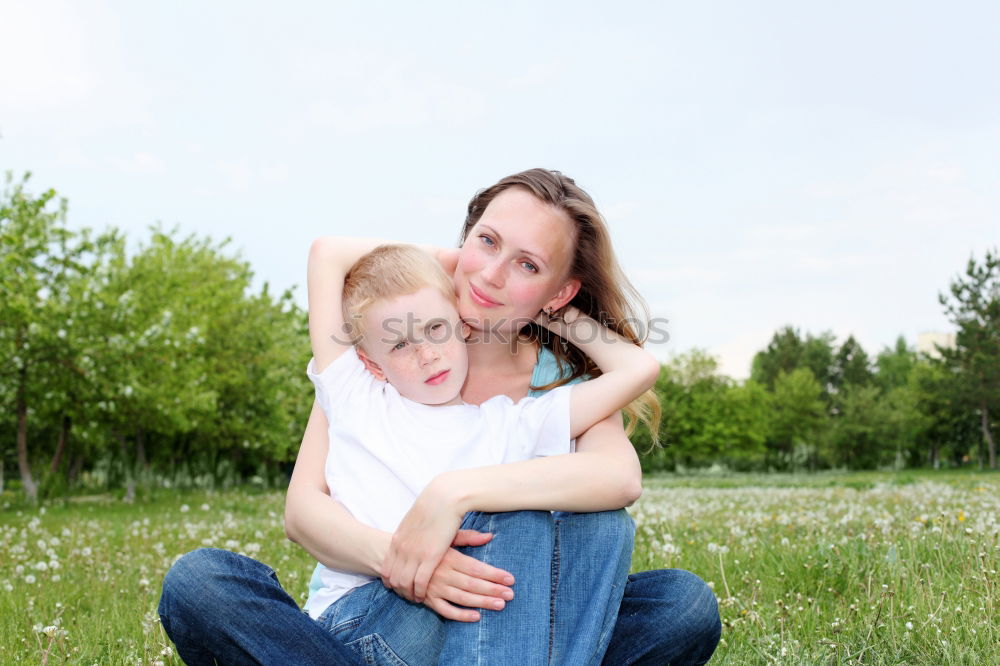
[454,187,581,335]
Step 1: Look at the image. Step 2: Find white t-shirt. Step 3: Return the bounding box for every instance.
[303,347,573,618]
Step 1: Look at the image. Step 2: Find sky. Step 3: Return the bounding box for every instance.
[2,0,998,378]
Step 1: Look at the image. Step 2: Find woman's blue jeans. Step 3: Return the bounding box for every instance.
[159,510,721,665]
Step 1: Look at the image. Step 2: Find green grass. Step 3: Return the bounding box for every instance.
[1,471,997,664]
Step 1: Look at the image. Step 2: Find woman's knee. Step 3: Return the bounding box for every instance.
[554,508,636,550]
[657,569,721,646]
[461,509,554,536]
[160,548,259,618]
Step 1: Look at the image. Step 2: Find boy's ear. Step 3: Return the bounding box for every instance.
[461,322,471,340]
[543,278,581,313]
[356,348,387,381]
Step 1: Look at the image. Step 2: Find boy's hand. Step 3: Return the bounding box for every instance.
[535,305,583,330]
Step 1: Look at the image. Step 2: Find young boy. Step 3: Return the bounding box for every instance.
[303,243,659,619]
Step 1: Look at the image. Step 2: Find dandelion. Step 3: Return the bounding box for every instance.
[81,547,92,557]
[200,503,210,511]
[25,574,36,584]
[905,622,913,630]
[180,504,190,513]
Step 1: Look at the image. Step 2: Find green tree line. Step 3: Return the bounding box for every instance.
[1,174,312,502]
[2,175,997,501]
[634,252,999,472]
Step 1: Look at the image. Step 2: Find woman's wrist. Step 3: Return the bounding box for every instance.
[423,471,473,518]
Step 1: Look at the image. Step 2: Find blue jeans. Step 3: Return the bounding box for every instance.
[159,510,720,664]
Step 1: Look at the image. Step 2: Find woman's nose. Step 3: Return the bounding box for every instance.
[481,256,505,288]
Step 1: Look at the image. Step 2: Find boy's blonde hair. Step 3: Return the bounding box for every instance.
[342,244,456,348]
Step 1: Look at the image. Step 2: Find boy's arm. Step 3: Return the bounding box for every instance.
[308,237,454,371]
[307,236,387,371]
[536,308,661,439]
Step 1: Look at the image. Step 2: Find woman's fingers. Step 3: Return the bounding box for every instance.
[448,549,515,586]
[437,585,508,611]
[451,529,493,548]
[442,570,514,601]
[414,562,436,603]
[424,596,481,623]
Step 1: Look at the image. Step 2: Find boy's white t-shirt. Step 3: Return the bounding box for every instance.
[303,347,573,619]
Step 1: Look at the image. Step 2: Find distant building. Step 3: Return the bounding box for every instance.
[917,331,956,359]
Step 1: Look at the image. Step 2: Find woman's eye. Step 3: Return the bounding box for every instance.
[479,234,495,247]
[521,261,538,273]
[430,322,444,332]
[392,340,408,351]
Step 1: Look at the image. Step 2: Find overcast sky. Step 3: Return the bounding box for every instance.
[2,0,997,377]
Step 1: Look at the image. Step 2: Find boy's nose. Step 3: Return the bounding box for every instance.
[417,343,439,366]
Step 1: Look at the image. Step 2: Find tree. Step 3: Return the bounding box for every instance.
[638,351,769,471]
[831,335,873,390]
[751,326,835,393]
[876,336,917,392]
[939,249,1000,468]
[767,367,826,469]
[826,384,893,468]
[0,173,91,502]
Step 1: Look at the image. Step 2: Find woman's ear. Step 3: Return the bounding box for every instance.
[356,348,387,381]
[544,278,582,312]
[461,322,472,340]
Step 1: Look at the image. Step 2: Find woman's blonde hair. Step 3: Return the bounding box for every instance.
[460,169,661,444]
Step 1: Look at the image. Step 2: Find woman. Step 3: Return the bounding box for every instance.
[159,169,721,664]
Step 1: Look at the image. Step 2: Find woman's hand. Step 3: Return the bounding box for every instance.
[420,531,516,622]
[380,476,469,603]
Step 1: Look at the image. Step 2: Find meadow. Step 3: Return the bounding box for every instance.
[1,470,996,665]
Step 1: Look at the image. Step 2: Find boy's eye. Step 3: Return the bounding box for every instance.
[429,322,444,332]
[521,261,538,273]
[392,340,408,351]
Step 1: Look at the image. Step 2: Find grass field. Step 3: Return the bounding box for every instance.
[1,470,996,664]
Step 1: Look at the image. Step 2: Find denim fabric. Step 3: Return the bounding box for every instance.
[157,548,357,665]
[159,510,721,665]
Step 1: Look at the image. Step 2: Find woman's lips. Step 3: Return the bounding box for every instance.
[469,283,502,308]
[425,370,450,385]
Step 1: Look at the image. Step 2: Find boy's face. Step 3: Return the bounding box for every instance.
[358,287,470,406]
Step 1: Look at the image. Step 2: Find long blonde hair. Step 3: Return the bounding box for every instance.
[460,169,661,443]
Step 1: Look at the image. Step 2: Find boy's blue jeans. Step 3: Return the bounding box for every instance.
[159,510,720,665]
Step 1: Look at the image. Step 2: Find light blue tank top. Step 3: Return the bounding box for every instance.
[529,346,584,396]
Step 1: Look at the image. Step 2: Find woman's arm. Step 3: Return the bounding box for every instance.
[384,411,642,601]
